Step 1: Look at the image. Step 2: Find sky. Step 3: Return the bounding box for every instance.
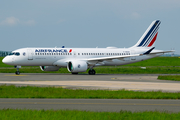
[0,0,180,53]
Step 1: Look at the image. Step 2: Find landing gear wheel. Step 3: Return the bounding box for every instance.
[72,72,78,74]
[88,69,96,75]
[14,66,21,75]
[15,71,20,75]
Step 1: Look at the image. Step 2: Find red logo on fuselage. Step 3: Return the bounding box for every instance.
[69,49,72,53]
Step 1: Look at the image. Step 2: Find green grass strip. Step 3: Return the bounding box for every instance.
[158,75,180,81]
[0,85,180,99]
[0,109,180,120]
[1,66,180,74]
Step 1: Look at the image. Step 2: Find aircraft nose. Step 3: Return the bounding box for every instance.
[2,57,12,65]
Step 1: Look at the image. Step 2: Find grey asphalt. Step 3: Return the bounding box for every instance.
[0,99,180,112]
[0,73,180,112]
[0,73,180,92]
[0,73,179,83]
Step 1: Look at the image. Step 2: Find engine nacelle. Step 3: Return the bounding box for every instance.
[40,66,60,71]
[67,60,88,72]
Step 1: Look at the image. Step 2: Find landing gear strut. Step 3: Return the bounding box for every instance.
[14,66,21,75]
[88,69,96,75]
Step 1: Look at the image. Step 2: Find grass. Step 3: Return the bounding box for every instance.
[158,75,180,81]
[0,109,180,120]
[0,85,180,99]
[1,66,180,74]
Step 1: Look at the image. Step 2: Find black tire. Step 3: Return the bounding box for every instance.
[89,69,96,75]
[15,71,20,75]
[72,72,78,74]
[88,70,92,75]
[92,69,96,75]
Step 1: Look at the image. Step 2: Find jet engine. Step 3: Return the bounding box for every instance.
[40,66,60,71]
[67,61,88,73]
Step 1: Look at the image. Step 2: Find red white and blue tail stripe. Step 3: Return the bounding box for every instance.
[133,20,161,47]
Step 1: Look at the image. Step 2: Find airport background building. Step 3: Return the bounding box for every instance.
[0,51,11,57]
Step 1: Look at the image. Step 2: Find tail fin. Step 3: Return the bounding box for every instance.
[133,20,161,47]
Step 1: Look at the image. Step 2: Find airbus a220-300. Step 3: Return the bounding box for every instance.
[2,20,173,75]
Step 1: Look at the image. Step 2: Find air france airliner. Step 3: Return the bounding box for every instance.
[2,20,173,75]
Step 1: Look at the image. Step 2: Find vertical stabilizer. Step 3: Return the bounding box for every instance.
[133,20,161,47]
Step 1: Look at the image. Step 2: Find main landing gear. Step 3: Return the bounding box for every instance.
[14,66,21,75]
[88,69,96,75]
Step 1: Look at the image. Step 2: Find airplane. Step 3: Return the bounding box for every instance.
[2,20,173,75]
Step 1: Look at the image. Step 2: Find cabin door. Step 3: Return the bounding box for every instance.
[27,49,33,60]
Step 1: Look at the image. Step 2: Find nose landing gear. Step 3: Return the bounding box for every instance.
[14,66,21,75]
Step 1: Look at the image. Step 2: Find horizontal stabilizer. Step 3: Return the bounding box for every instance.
[149,50,175,55]
[143,47,155,55]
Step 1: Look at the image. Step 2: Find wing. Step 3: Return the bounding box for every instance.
[85,54,140,62]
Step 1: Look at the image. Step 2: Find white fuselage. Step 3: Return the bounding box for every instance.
[2,47,163,67]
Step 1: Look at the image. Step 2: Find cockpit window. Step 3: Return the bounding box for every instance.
[15,52,20,56]
[9,52,15,55]
[8,52,20,56]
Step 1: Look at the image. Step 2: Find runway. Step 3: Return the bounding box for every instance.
[0,73,180,92]
[0,73,180,112]
[0,99,180,112]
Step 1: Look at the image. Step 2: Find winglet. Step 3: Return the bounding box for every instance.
[143,47,155,55]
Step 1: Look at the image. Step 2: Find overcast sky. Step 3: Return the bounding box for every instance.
[0,0,180,53]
